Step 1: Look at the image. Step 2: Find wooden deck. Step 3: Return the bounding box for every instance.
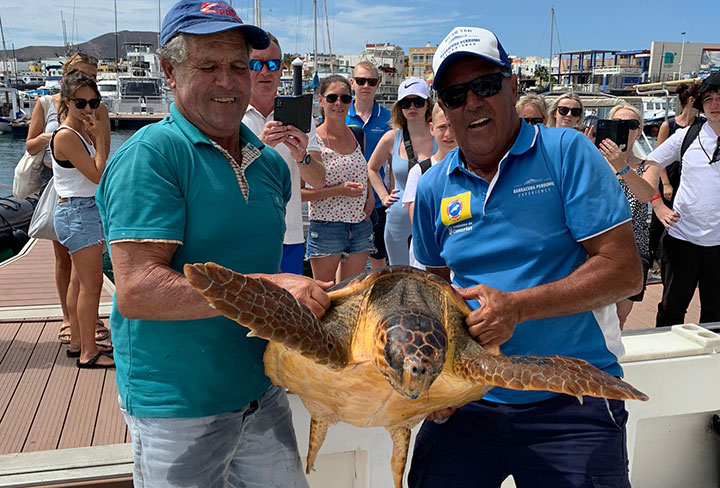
[0,237,702,481]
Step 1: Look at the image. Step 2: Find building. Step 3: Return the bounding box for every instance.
[551,49,649,93]
[408,43,436,79]
[648,41,720,82]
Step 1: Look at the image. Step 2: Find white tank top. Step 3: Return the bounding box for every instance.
[51,126,99,198]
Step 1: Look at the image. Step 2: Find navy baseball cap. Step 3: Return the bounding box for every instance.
[160,0,270,49]
[432,27,511,89]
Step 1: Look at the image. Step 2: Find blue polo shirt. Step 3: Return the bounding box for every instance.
[96,103,290,418]
[412,122,631,404]
[346,100,391,208]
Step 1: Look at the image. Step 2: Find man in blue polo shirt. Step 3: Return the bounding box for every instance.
[408,27,642,487]
[95,1,330,486]
[347,60,392,267]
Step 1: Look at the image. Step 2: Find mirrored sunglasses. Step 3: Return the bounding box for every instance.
[249,59,282,71]
[354,77,379,87]
[523,117,544,125]
[438,71,510,110]
[400,97,426,109]
[325,93,352,104]
[70,97,101,109]
[557,106,583,117]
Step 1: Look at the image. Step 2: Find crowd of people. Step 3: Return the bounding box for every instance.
[21,0,720,486]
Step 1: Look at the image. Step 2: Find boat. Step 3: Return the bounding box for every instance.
[0,86,24,133]
[0,194,37,262]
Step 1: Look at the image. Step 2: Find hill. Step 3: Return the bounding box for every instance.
[11,31,160,61]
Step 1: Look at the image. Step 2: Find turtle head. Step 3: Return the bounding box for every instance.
[373,312,448,400]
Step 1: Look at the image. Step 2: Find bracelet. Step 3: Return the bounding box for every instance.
[650,193,661,203]
[615,165,631,176]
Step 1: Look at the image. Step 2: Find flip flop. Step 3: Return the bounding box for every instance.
[76,350,115,369]
[58,323,72,344]
[95,320,110,342]
[67,345,113,358]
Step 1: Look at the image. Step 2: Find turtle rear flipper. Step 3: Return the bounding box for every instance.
[184,262,349,369]
[453,340,648,402]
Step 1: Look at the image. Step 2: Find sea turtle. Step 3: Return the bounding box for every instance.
[184,263,648,488]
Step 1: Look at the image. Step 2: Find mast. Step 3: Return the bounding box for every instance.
[0,15,9,86]
[313,0,317,77]
[255,0,262,27]
[549,7,554,90]
[158,0,162,49]
[323,0,333,73]
[114,0,119,72]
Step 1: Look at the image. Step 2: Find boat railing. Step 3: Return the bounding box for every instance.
[105,97,169,115]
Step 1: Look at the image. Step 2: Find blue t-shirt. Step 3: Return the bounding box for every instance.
[346,100,391,208]
[412,122,631,404]
[96,103,291,418]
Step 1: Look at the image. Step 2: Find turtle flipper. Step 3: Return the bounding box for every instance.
[453,340,648,402]
[306,418,331,474]
[184,262,349,368]
[386,427,411,488]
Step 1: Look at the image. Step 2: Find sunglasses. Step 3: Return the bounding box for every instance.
[557,106,583,117]
[325,93,352,104]
[248,59,282,71]
[399,97,426,110]
[438,71,510,109]
[70,97,101,109]
[612,118,641,130]
[354,77,379,87]
[523,117,544,125]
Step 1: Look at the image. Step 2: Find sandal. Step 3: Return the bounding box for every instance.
[58,323,72,344]
[95,320,110,342]
[67,345,113,358]
[76,350,115,369]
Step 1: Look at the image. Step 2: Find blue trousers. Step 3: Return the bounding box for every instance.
[408,395,630,488]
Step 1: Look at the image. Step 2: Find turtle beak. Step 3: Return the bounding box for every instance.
[396,356,435,400]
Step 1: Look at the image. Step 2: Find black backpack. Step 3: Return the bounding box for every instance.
[403,127,432,174]
[348,125,365,154]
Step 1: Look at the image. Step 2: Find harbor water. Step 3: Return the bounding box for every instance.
[0,130,136,197]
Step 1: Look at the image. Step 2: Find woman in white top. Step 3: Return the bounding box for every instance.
[25,52,111,347]
[51,71,113,368]
[302,75,374,282]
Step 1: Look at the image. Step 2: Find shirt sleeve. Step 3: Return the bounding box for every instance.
[307,119,320,152]
[647,128,686,169]
[411,173,445,267]
[96,138,186,243]
[557,131,631,242]
[402,165,422,207]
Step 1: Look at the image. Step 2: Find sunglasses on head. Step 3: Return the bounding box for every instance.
[612,118,641,130]
[438,71,510,109]
[325,93,352,104]
[523,117,544,125]
[70,97,101,109]
[557,106,582,117]
[354,77,379,87]
[248,59,282,71]
[399,97,426,109]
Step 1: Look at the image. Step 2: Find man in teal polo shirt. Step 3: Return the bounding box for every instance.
[408,27,642,487]
[95,1,330,486]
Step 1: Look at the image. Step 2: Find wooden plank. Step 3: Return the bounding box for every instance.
[0,322,22,362]
[0,321,60,454]
[0,321,43,428]
[93,373,126,446]
[58,368,106,449]
[23,343,79,452]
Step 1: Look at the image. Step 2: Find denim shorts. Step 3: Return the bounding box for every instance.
[54,197,105,254]
[305,219,375,259]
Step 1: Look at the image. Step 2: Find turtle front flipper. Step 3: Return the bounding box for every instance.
[453,340,648,402]
[184,262,349,368]
[387,426,411,488]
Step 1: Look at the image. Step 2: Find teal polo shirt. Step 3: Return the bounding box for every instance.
[96,103,291,418]
[346,100,391,208]
[412,122,631,404]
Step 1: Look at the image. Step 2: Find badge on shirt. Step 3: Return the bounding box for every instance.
[441,191,472,226]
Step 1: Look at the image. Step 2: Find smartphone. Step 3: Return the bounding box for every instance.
[273,94,313,133]
[594,119,630,152]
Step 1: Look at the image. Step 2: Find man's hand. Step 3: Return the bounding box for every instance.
[653,202,680,228]
[259,120,289,147]
[455,284,522,349]
[262,273,333,318]
[426,407,456,422]
[283,125,310,162]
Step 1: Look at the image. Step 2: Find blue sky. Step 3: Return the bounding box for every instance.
[1,1,716,59]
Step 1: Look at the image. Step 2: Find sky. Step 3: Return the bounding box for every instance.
[0,0,716,59]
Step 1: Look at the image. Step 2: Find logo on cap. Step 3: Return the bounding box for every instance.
[404,81,419,88]
[200,2,239,19]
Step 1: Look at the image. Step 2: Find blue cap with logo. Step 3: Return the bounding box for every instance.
[432,27,511,89]
[160,0,270,49]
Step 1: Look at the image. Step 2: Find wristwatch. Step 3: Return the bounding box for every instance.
[297,153,312,166]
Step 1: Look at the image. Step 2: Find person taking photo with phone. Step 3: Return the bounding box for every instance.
[242,31,325,275]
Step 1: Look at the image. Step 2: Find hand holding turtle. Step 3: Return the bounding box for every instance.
[262,273,333,318]
[455,284,522,349]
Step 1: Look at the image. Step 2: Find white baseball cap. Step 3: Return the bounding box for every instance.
[432,27,511,88]
[398,77,430,100]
